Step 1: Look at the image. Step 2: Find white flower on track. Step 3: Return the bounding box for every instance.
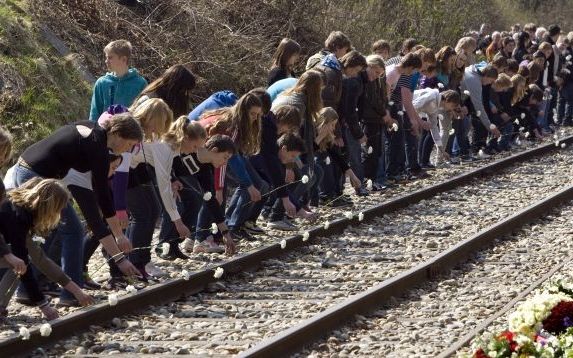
[323,221,330,230]
[161,243,170,256]
[344,211,353,219]
[302,231,310,241]
[213,267,224,279]
[108,294,118,306]
[125,285,137,294]
[358,212,364,222]
[366,179,373,191]
[181,269,191,280]
[39,323,52,337]
[19,327,30,340]
[280,239,287,249]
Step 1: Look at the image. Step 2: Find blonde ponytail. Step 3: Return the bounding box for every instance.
[163,116,207,150]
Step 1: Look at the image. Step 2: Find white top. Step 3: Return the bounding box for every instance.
[412,88,444,146]
[131,141,180,222]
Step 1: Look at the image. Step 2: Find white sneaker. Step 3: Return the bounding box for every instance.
[267,218,298,231]
[144,262,167,278]
[182,237,195,252]
[193,236,225,254]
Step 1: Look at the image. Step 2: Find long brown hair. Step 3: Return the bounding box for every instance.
[511,74,527,105]
[436,46,456,75]
[138,64,196,117]
[271,38,301,72]
[283,69,323,121]
[315,107,338,150]
[8,178,70,235]
[204,93,262,155]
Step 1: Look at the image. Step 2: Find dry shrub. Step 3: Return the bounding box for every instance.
[29,0,566,102]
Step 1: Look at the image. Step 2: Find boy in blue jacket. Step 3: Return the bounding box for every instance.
[89,40,147,121]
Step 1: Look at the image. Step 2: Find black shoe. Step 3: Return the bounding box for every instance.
[103,276,130,290]
[411,170,432,179]
[231,227,257,242]
[421,163,436,170]
[160,245,189,261]
[243,221,265,235]
[82,272,102,290]
[320,196,351,208]
[15,293,49,307]
[57,297,81,308]
[355,187,369,196]
[41,283,62,297]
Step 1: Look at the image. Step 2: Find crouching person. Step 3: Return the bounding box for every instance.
[0,178,94,320]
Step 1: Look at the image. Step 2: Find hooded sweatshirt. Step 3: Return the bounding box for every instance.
[89,68,147,121]
[188,90,238,121]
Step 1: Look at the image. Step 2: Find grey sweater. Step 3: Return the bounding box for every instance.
[460,65,492,129]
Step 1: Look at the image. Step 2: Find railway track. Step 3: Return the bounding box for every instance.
[293,201,573,358]
[2,136,573,357]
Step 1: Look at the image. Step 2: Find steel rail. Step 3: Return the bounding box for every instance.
[2,136,572,357]
[239,184,573,357]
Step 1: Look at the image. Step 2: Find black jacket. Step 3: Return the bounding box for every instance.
[339,75,364,140]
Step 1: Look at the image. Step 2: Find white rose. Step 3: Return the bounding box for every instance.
[213,267,224,279]
[39,323,52,337]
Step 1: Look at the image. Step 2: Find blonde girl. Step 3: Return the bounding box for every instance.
[0,178,94,320]
[315,107,361,204]
[117,97,179,281]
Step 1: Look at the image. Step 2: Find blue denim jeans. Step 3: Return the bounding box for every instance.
[497,121,514,151]
[13,164,84,300]
[158,175,201,247]
[557,84,573,125]
[452,116,471,157]
[343,127,364,182]
[126,184,161,266]
[225,157,269,229]
[316,151,339,198]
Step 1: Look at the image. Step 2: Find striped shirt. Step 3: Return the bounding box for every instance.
[385,55,402,67]
[390,74,413,107]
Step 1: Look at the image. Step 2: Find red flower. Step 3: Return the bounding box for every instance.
[542,300,573,335]
[498,330,515,342]
[473,348,488,358]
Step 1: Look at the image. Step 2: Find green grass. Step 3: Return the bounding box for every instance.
[0,0,91,156]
